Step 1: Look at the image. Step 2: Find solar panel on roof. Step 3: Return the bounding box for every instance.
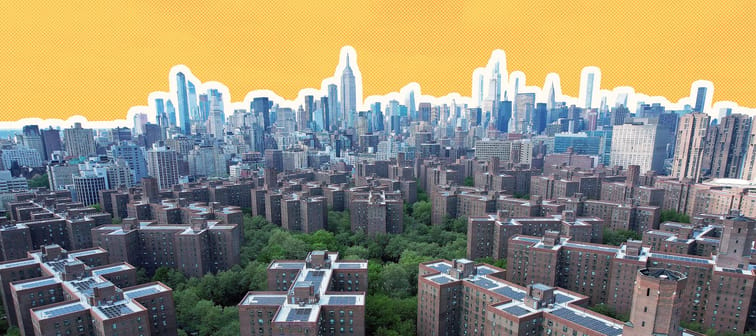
[502,305,530,316]
[336,263,363,269]
[493,286,526,301]
[549,308,622,336]
[428,263,451,273]
[652,253,709,265]
[39,303,87,318]
[97,304,133,319]
[286,308,311,322]
[16,278,58,289]
[328,296,357,305]
[467,277,497,289]
[431,276,453,285]
[125,287,161,299]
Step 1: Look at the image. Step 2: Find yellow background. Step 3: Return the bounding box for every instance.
[0,1,753,121]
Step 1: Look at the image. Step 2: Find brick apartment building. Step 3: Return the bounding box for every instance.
[91,200,242,278]
[417,258,699,336]
[0,190,112,260]
[467,210,604,260]
[238,251,367,336]
[0,244,176,336]
[505,210,755,333]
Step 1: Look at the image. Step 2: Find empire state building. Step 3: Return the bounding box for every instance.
[340,53,357,128]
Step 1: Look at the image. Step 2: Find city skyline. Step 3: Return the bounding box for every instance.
[0,46,752,130]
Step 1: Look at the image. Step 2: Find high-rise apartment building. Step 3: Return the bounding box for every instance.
[147,145,180,190]
[672,113,710,182]
[63,122,96,159]
[701,113,751,178]
[610,119,666,174]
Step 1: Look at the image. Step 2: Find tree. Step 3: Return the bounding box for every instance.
[463,176,474,186]
[411,201,431,226]
[90,203,102,212]
[27,173,49,189]
[660,209,691,223]
[603,228,641,246]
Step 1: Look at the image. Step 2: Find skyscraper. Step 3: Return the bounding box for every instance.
[583,72,597,109]
[611,119,667,174]
[109,142,148,184]
[418,102,432,122]
[20,125,45,161]
[252,97,270,131]
[176,72,191,134]
[408,90,417,121]
[146,145,180,190]
[547,82,556,111]
[514,93,535,133]
[321,96,330,131]
[40,127,62,161]
[701,114,751,179]
[496,100,512,133]
[672,113,710,182]
[694,86,707,113]
[63,122,96,159]
[187,81,199,121]
[327,84,339,131]
[340,54,357,128]
[166,99,177,127]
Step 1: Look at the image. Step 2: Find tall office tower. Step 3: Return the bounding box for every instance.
[109,142,148,184]
[63,122,96,159]
[132,112,148,135]
[20,125,45,161]
[187,81,199,121]
[146,145,180,190]
[252,97,270,131]
[547,82,556,111]
[296,105,308,130]
[418,102,432,122]
[611,105,629,125]
[514,93,535,133]
[408,90,417,121]
[176,72,191,135]
[326,84,338,130]
[340,53,357,128]
[198,93,209,122]
[304,95,315,128]
[208,88,224,120]
[207,111,225,138]
[671,113,710,182]
[533,103,547,134]
[694,86,707,112]
[496,100,512,133]
[701,114,751,178]
[155,97,165,121]
[321,96,330,131]
[623,269,686,336]
[611,119,666,174]
[166,99,177,127]
[583,72,597,109]
[40,127,62,161]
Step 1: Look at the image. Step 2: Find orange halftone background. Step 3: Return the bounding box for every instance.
[0,0,753,121]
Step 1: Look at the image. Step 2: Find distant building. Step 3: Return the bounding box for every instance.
[63,122,96,159]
